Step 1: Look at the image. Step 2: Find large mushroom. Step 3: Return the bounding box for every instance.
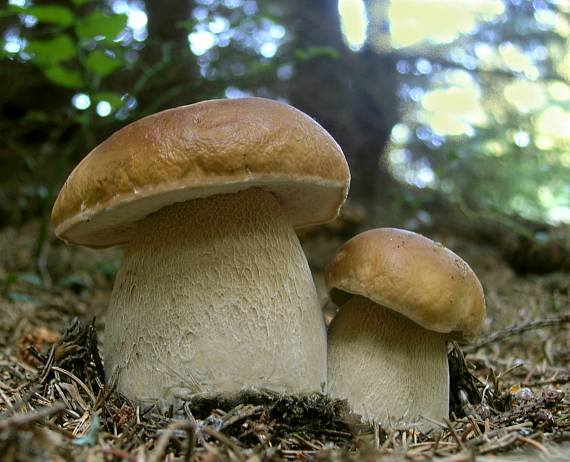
[326,228,485,429]
[52,97,350,402]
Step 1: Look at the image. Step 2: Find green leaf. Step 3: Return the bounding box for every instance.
[57,274,92,293]
[27,35,76,66]
[75,11,127,43]
[0,8,17,18]
[294,46,339,62]
[17,273,43,287]
[0,5,26,18]
[176,19,198,31]
[97,260,119,280]
[6,291,36,303]
[2,273,17,288]
[72,415,100,447]
[22,110,50,123]
[92,91,123,109]
[26,6,74,27]
[85,49,122,77]
[72,0,91,5]
[43,65,84,88]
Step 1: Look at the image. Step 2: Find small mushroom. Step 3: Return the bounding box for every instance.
[52,97,350,402]
[326,228,485,429]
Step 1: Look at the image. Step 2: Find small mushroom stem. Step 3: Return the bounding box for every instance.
[105,188,326,402]
[327,295,449,428]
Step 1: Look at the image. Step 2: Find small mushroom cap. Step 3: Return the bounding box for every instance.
[326,228,486,342]
[52,97,350,248]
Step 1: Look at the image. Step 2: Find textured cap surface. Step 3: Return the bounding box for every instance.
[327,228,486,341]
[52,97,350,247]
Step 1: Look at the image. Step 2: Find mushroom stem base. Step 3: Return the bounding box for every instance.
[327,295,449,429]
[105,188,326,402]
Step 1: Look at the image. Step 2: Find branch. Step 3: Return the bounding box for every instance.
[385,50,568,85]
[464,314,570,353]
[0,402,66,431]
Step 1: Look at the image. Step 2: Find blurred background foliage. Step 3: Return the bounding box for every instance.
[1,0,569,270]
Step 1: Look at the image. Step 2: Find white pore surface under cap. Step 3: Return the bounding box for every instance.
[104,188,327,402]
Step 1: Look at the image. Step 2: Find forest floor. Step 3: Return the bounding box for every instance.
[0,215,569,461]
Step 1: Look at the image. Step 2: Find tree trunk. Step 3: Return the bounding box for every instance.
[135,0,201,113]
[283,0,400,218]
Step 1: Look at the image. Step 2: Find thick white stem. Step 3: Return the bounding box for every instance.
[105,189,326,402]
[327,295,448,429]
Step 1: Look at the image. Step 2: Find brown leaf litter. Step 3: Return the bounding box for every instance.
[1,222,570,461]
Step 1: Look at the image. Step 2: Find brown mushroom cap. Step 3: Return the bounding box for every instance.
[327,228,486,342]
[52,97,350,248]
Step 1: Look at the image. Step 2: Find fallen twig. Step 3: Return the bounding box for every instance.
[148,420,196,462]
[464,315,570,353]
[221,404,264,429]
[0,401,65,430]
[203,426,246,461]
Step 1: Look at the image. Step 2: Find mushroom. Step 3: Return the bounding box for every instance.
[326,228,485,429]
[52,97,350,402]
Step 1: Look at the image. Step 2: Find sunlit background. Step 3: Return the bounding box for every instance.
[337,0,570,224]
[2,0,570,226]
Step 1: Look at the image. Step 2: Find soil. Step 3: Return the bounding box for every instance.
[1,216,569,461]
